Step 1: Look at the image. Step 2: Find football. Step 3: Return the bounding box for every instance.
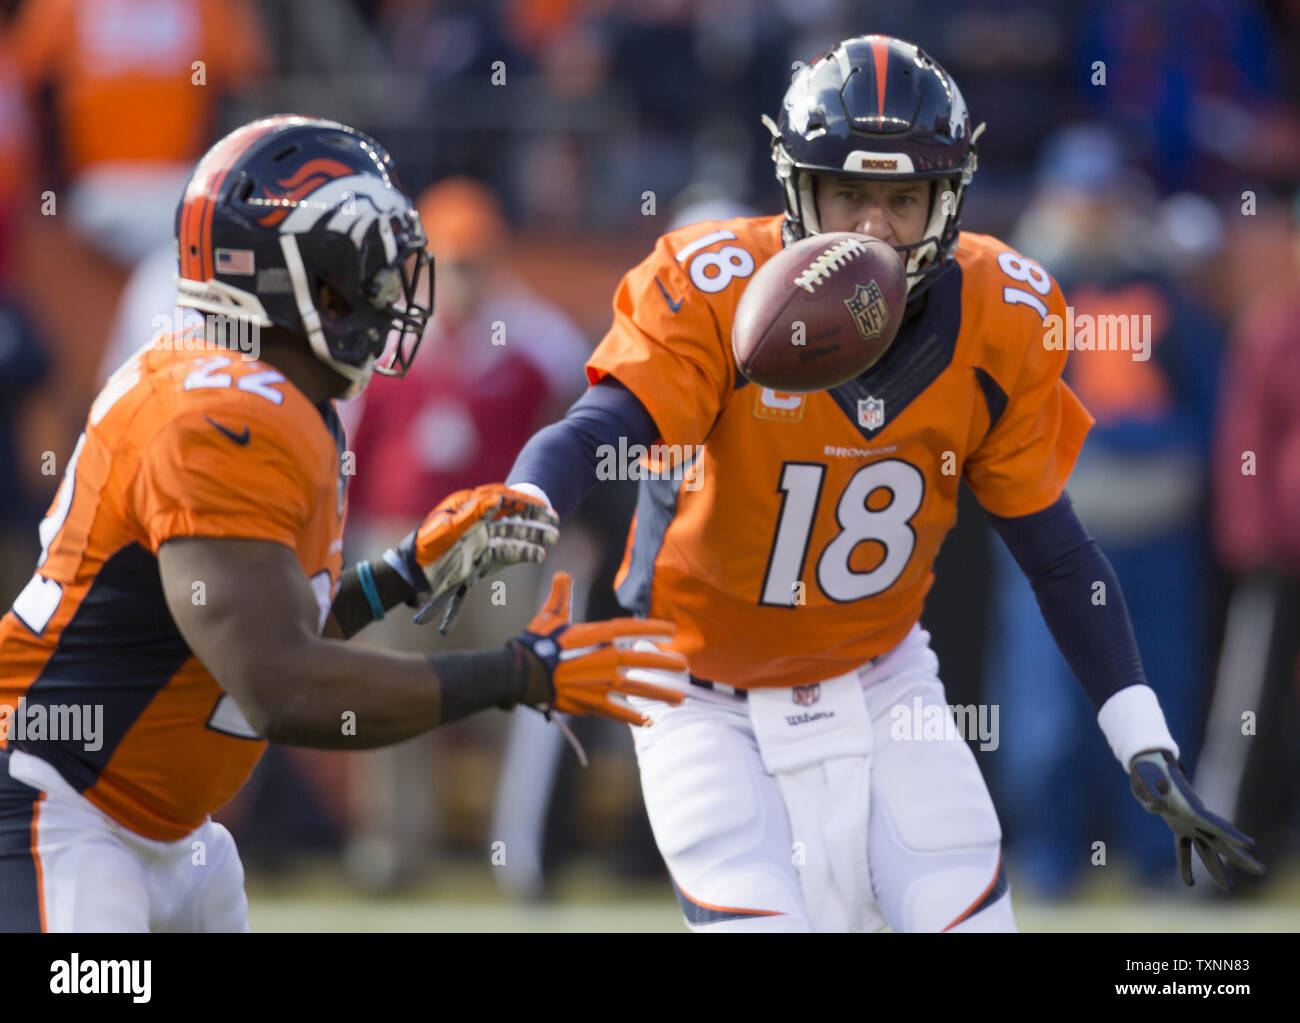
[731,232,907,392]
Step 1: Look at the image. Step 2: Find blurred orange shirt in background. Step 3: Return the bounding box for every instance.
[12,0,268,173]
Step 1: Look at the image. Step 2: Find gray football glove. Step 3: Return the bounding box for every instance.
[415,507,559,632]
[384,485,559,634]
[1129,749,1265,891]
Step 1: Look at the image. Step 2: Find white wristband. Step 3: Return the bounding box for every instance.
[1097,684,1179,770]
[505,481,554,512]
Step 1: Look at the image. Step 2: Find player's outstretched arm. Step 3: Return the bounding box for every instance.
[325,484,558,639]
[158,537,683,749]
[343,381,658,639]
[161,536,522,747]
[989,492,1265,890]
[341,483,560,637]
[325,480,559,639]
[506,377,662,522]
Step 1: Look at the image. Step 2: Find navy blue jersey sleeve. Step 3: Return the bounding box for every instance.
[987,492,1146,710]
[508,377,660,522]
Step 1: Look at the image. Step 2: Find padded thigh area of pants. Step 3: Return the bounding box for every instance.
[632,704,809,925]
[636,718,764,863]
[866,677,1003,852]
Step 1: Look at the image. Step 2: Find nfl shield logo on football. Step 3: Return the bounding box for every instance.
[858,396,885,430]
[843,279,889,341]
[793,684,820,706]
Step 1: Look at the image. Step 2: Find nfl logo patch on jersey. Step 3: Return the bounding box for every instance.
[792,684,820,706]
[857,396,885,430]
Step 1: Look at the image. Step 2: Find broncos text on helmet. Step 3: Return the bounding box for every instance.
[765,35,985,300]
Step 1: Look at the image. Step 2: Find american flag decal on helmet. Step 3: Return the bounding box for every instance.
[215,249,255,275]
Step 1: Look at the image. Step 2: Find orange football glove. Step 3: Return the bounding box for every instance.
[386,484,559,633]
[513,572,688,726]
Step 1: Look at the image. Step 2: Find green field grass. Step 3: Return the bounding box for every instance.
[245,859,1300,933]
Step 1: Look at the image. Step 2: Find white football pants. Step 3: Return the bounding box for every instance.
[1,749,249,933]
[629,625,1015,932]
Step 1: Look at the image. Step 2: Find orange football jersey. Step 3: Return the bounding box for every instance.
[0,339,346,840]
[13,0,269,173]
[590,215,1093,690]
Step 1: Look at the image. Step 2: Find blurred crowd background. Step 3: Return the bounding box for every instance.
[2,0,1299,911]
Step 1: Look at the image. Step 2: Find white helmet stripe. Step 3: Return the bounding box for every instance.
[281,174,405,232]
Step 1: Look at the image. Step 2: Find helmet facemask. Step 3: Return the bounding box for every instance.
[277,189,434,399]
[369,244,434,379]
[768,114,984,301]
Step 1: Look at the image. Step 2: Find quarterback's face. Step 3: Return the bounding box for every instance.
[813,176,932,249]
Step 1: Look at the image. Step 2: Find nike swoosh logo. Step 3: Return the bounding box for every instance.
[654,276,683,314]
[204,416,250,446]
